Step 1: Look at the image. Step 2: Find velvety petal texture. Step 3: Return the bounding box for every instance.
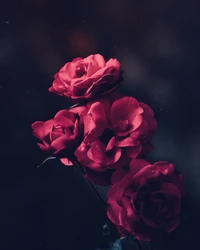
[107,159,185,241]
[32,109,83,158]
[69,94,157,185]
[49,54,122,101]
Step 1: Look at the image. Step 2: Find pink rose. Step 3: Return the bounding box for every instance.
[107,160,185,241]
[49,54,122,101]
[72,96,156,178]
[32,110,83,160]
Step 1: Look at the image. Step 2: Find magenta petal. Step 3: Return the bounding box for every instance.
[160,183,182,199]
[115,137,139,147]
[107,202,123,226]
[110,97,143,125]
[111,168,128,185]
[106,58,121,71]
[107,174,132,204]
[50,135,70,153]
[129,159,150,175]
[32,121,44,139]
[69,106,87,116]
[88,101,107,123]
[54,109,76,121]
[43,119,54,138]
[125,145,142,159]
[87,141,104,164]
[107,147,121,165]
[154,162,175,176]
[54,116,75,128]
[50,132,64,141]
[106,137,115,151]
[60,158,73,166]
[94,54,106,68]
[164,217,180,233]
[37,142,49,151]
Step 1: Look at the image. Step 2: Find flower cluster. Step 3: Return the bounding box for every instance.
[32,54,185,241]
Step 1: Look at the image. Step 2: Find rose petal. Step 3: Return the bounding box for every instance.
[111,167,129,185]
[37,142,49,151]
[106,58,121,72]
[55,109,75,120]
[50,135,72,154]
[32,121,44,139]
[60,158,73,166]
[106,147,122,166]
[87,141,104,164]
[124,145,142,159]
[106,137,115,151]
[43,119,54,138]
[164,216,180,233]
[115,137,139,147]
[110,97,143,134]
[94,54,106,68]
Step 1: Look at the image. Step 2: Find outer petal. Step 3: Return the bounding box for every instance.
[93,54,106,68]
[32,121,44,139]
[43,119,54,138]
[60,158,73,166]
[111,167,128,185]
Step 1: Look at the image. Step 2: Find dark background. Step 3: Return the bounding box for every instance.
[1,0,200,249]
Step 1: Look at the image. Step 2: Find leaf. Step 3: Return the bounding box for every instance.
[96,238,124,250]
[110,239,123,250]
[68,103,81,110]
[37,156,56,168]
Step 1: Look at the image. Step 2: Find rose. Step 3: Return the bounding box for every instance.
[49,54,122,101]
[32,109,83,162]
[72,95,156,182]
[107,159,185,241]
[109,97,157,153]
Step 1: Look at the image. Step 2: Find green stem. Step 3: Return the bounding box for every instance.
[135,239,143,250]
[70,156,107,208]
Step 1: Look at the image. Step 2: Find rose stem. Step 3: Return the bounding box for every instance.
[148,242,152,250]
[135,240,143,250]
[70,155,107,208]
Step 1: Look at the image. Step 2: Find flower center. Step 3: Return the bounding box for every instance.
[53,125,63,132]
[99,128,115,145]
[75,66,86,77]
[116,120,129,131]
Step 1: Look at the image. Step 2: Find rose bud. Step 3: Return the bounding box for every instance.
[107,159,185,241]
[49,54,122,102]
[32,110,83,159]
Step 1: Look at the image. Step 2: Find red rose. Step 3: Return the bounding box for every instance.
[72,96,156,177]
[49,54,122,101]
[107,160,185,241]
[32,110,83,160]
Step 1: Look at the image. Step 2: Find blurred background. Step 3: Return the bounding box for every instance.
[0,0,200,249]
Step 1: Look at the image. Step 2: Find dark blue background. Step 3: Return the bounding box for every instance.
[1,0,200,249]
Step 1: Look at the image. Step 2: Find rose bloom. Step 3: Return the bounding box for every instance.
[32,110,83,163]
[66,95,157,185]
[49,54,122,101]
[107,159,185,241]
